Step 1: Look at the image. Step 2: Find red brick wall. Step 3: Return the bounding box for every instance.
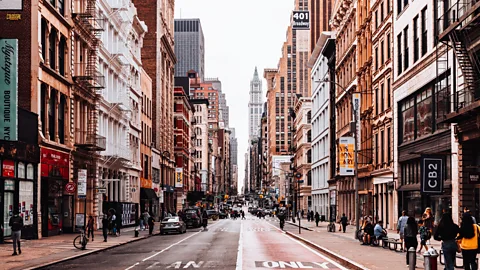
[0,1,33,111]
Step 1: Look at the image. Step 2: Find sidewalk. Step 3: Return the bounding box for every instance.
[284,219,446,270]
[0,224,159,270]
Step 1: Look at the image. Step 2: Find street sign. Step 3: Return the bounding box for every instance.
[96,187,107,194]
[292,11,310,30]
[65,182,76,194]
[339,137,355,176]
[77,169,87,198]
[297,180,304,184]
[421,156,444,194]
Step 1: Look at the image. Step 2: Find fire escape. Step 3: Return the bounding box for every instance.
[436,0,480,123]
[72,0,106,152]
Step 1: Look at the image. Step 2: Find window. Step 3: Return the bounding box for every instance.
[41,84,46,136]
[375,46,379,70]
[387,127,391,162]
[387,78,391,108]
[397,0,402,15]
[48,89,56,141]
[381,2,385,21]
[397,33,402,75]
[400,85,434,144]
[144,155,149,179]
[380,84,385,112]
[375,87,379,115]
[403,26,409,70]
[58,0,65,16]
[41,19,47,62]
[375,133,379,164]
[387,0,390,14]
[421,7,428,56]
[59,95,66,144]
[375,10,379,29]
[387,34,391,60]
[381,129,385,164]
[49,29,57,69]
[403,0,408,10]
[413,15,419,62]
[381,40,385,65]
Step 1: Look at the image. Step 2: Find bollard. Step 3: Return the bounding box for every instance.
[428,246,439,270]
[408,247,416,270]
[134,228,139,237]
[424,251,431,270]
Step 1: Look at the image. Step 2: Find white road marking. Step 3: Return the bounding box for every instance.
[124,220,224,270]
[266,222,349,270]
[235,222,244,270]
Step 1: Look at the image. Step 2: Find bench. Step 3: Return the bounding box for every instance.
[439,249,478,269]
[381,238,402,251]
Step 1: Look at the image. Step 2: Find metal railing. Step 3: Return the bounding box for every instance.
[73,63,105,89]
[437,0,475,37]
[75,130,106,151]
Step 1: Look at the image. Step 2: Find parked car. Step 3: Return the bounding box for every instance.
[184,207,203,228]
[219,210,228,219]
[248,207,253,213]
[264,209,273,217]
[206,210,219,220]
[160,216,187,234]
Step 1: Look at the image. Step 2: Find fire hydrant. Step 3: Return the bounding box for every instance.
[424,246,439,270]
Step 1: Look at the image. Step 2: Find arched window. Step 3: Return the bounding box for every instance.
[27,164,34,179]
[18,162,25,179]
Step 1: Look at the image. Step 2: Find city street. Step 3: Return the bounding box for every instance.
[40,212,347,270]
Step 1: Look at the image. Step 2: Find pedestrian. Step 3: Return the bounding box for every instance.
[139,211,145,230]
[310,211,314,222]
[315,211,320,227]
[417,220,429,253]
[464,207,477,224]
[397,210,408,251]
[9,211,23,256]
[422,207,434,232]
[457,212,479,270]
[116,214,122,236]
[301,209,305,219]
[143,211,150,231]
[340,213,348,233]
[102,214,109,242]
[404,216,418,267]
[148,213,155,235]
[434,212,459,270]
[241,210,245,220]
[87,215,95,241]
[111,213,117,235]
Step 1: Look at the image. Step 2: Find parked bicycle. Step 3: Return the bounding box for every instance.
[73,229,88,250]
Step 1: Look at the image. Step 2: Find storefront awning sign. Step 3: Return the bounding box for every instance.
[77,169,87,198]
[421,156,444,194]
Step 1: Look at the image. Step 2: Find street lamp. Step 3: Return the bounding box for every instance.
[161,151,170,218]
[315,79,360,239]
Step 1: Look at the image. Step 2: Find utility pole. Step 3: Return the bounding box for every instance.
[352,94,360,239]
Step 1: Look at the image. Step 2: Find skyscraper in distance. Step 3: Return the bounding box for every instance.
[248,67,263,142]
[174,19,205,80]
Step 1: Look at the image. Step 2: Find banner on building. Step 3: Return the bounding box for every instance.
[292,10,310,30]
[77,169,87,198]
[339,137,355,176]
[352,93,361,151]
[0,0,22,10]
[0,39,18,141]
[175,168,183,188]
[421,156,444,194]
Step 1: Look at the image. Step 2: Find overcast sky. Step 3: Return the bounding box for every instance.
[174,0,294,193]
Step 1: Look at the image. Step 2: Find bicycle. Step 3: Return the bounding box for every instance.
[73,229,88,250]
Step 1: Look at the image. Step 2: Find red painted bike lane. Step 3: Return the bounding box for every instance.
[239,218,348,270]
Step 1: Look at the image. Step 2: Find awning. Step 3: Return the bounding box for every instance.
[141,188,158,200]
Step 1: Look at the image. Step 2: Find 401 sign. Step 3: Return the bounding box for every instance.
[292,11,310,30]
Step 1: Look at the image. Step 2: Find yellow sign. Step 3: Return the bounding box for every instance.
[6,14,21,20]
[140,178,152,189]
[175,168,183,188]
[339,137,355,176]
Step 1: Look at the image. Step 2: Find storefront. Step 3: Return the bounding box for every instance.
[373,177,394,229]
[40,148,72,236]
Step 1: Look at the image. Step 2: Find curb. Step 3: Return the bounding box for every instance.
[285,231,369,270]
[286,221,313,231]
[27,232,160,270]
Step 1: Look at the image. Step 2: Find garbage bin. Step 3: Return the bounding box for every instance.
[321,215,326,222]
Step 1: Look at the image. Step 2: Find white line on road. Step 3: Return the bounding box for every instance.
[124,220,225,270]
[266,222,350,270]
[235,222,243,270]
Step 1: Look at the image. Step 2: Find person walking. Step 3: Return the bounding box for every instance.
[139,211,145,230]
[241,210,246,220]
[87,215,95,241]
[148,213,155,235]
[116,214,122,236]
[301,209,305,219]
[143,211,150,231]
[340,213,348,233]
[397,210,408,251]
[422,207,434,232]
[457,213,479,270]
[434,212,459,270]
[404,216,418,267]
[315,212,320,227]
[417,220,429,253]
[9,211,23,256]
[102,214,109,242]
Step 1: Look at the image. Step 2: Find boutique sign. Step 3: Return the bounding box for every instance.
[0,0,22,10]
[421,156,444,194]
[0,39,18,141]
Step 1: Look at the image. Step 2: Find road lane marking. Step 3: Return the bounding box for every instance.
[266,222,349,270]
[235,221,243,270]
[124,220,225,270]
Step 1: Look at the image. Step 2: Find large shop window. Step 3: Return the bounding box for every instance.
[400,85,434,144]
[19,181,34,226]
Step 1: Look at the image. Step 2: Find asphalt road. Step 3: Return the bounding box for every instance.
[41,211,347,270]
